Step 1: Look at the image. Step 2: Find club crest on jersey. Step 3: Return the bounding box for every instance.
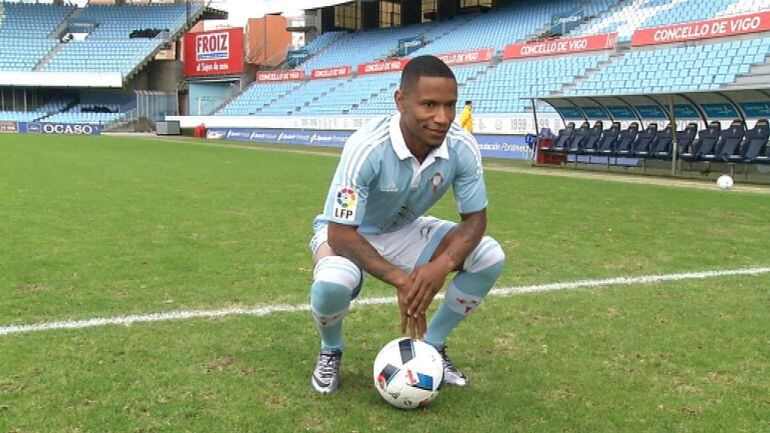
[333,187,357,221]
[429,172,444,194]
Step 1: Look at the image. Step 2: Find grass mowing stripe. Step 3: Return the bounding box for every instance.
[2,266,767,337]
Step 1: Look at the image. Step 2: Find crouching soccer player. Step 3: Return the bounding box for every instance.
[308,55,505,394]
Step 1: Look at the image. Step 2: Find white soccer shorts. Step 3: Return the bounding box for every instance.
[309,216,456,273]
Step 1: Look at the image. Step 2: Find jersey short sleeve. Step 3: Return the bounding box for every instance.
[323,131,382,226]
[452,136,488,214]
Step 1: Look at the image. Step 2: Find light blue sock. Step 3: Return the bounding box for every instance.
[310,256,362,351]
[425,237,505,347]
[311,280,351,350]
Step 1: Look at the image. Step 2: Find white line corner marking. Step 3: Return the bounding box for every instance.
[1,267,768,337]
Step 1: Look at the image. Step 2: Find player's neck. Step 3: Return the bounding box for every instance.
[400,119,430,164]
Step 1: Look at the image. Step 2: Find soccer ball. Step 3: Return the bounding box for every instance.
[716,175,734,190]
[373,338,444,409]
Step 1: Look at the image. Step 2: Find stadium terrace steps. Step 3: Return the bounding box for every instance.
[296,79,351,114]
[551,51,627,97]
[48,6,81,39]
[33,43,64,72]
[724,60,770,89]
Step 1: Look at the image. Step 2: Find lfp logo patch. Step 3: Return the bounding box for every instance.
[196,32,230,61]
[333,187,357,221]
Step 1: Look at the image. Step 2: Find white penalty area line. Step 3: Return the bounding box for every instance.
[1,266,768,337]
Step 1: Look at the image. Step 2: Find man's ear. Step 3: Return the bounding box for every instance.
[394,89,407,114]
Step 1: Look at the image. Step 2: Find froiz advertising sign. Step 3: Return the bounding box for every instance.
[184,27,244,77]
[631,12,770,46]
[503,33,617,59]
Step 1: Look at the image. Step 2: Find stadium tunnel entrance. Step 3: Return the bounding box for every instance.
[532,88,770,182]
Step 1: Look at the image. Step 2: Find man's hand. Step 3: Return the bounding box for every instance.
[393,272,422,340]
[406,257,454,339]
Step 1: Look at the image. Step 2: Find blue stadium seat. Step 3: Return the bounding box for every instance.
[595,122,622,155]
[549,121,576,153]
[741,119,770,163]
[613,122,640,157]
[681,121,722,162]
[632,123,659,158]
[566,121,592,154]
[706,120,746,163]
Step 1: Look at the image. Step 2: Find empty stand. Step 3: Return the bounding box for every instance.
[572,0,767,42]
[0,2,74,38]
[568,38,770,96]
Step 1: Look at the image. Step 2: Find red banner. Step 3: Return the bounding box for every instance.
[632,12,770,46]
[184,27,244,77]
[503,33,617,59]
[357,58,409,75]
[256,70,305,82]
[436,48,494,66]
[311,66,352,79]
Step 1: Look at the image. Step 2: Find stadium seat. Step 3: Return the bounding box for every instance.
[596,122,622,156]
[566,121,592,154]
[650,123,673,159]
[714,120,748,163]
[681,121,722,162]
[655,123,698,160]
[613,122,640,156]
[577,120,604,155]
[632,123,659,158]
[701,120,745,162]
[550,122,576,153]
[741,119,770,164]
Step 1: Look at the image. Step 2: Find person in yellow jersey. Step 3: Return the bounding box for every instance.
[460,100,473,134]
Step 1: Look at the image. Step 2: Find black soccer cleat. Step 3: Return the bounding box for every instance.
[436,345,468,387]
[311,348,342,394]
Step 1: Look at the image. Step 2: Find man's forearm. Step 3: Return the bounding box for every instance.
[436,210,487,272]
[328,224,406,287]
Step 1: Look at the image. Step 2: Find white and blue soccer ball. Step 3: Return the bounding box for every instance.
[373,338,443,409]
[716,175,734,190]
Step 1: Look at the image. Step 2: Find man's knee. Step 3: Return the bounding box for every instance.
[310,256,362,321]
[313,255,362,292]
[463,236,505,275]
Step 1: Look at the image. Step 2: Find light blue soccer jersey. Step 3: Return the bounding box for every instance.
[314,113,487,235]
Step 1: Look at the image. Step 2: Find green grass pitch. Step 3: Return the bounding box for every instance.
[1,134,768,432]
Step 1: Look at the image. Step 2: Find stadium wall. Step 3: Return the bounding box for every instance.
[165,113,564,160]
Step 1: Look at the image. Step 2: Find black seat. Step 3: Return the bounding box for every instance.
[549,122,575,153]
[706,120,745,163]
[650,123,673,159]
[613,122,640,156]
[741,119,770,164]
[596,122,621,156]
[681,121,721,162]
[579,120,604,155]
[566,121,592,154]
[668,123,698,160]
[632,123,658,158]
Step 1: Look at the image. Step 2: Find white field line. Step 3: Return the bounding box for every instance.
[1,267,768,337]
